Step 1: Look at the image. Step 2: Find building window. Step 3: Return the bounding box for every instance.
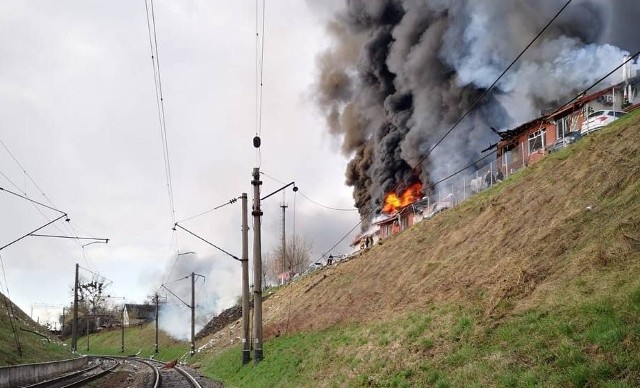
[400,213,409,230]
[528,128,546,154]
[556,118,568,139]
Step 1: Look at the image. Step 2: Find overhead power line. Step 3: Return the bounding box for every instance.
[257,0,266,138]
[0,140,101,257]
[559,49,640,108]
[0,148,78,240]
[28,234,109,243]
[0,186,66,215]
[254,0,267,166]
[297,191,357,212]
[413,0,574,174]
[261,171,356,211]
[177,196,239,224]
[316,0,576,260]
[145,0,177,226]
[0,139,57,208]
[173,223,242,262]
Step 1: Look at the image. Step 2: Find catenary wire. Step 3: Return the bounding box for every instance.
[176,196,240,224]
[559,49,640,108]
[144,0,186,286]
[409,0,574,177]
[258,0,266,138]
[255,0,266,166]
[0,145,81,244]
[297,191,358,212]
[145,0,177,226]
[315,0,576,260]
[0,139,58,209]
[260,171,357,211]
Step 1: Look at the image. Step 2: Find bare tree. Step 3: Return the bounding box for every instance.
[266,234,312,284]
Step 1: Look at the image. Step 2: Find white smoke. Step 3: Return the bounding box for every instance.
[157,251,241,341]
[315,0,634,219]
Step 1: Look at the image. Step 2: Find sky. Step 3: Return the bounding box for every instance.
[0,0,357,329]
[1,0,638,333]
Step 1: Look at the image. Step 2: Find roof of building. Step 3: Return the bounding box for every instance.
[124,304,155,319]
[497,117,547,142]
[497,79,637,142]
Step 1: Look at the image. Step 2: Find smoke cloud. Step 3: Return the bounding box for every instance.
[157,251,240,341]
[315,0,634,222]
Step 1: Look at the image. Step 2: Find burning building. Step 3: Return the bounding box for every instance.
[316,0,637,226]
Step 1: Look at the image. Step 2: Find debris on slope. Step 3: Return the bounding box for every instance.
[195,305,241,341]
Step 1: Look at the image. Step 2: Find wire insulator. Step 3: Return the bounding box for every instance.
[253,136,261,148]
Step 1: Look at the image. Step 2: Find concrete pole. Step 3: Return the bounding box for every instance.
[241,193,251,365]
[72,263,79,352]
[121,305,125,353]
[154,293,159,354]
[251,167,264,363]
[190,272,195,356]
[86,310,90,351]
[281,203,287,284]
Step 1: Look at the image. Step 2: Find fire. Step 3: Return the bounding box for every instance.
[382,182,422,214]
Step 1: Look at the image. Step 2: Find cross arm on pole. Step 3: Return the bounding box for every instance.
[29,234,109,243]
[161,285,191,308]
[261,182,297,201]
[0,213,69,251]
[0,186,67,215]
[173,223,245,262]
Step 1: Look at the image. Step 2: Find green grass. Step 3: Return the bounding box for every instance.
[199,284,640,387]
[0,295,72,365]
[72,323,190,362]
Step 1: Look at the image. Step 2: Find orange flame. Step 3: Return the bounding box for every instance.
[382,182,422,214]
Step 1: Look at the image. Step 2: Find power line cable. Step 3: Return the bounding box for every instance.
[298,191,357,212]
[260,171,285,185]
[315,150,498,260]
[0,141,96,251]
[558,49,640,108]
[0,167,74,239]
[0,187,105,264]
[161,230,180,286]
[255,0,267,166]
[145,0,177,226]
[433,151,497,187]
[0,139,57,209]
[163,274,190,286]
[316,0,576,260]
[144,0,184,288]
[258,0,266,138]
[77,264,113,285]
[0,186,65,215]
[410,0,574,176]
[176,196,239,224]
[0,168,22,193]
[254,0,260,138]
[261,171,356,211]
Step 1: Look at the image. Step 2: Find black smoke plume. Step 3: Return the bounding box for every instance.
[316,0,634,223]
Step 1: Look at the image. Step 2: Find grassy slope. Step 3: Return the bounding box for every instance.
[75,323,189,362]
[0,292,71,365]
[195,110,640,387]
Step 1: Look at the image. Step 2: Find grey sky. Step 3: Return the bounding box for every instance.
[0,0,358,326]
[3,0,637,330]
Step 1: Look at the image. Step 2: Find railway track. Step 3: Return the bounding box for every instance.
[143,358,203,388]
[14,356,217,387]
[23,357,119,388]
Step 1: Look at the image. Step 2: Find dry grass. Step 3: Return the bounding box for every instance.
[198,111,640,386]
